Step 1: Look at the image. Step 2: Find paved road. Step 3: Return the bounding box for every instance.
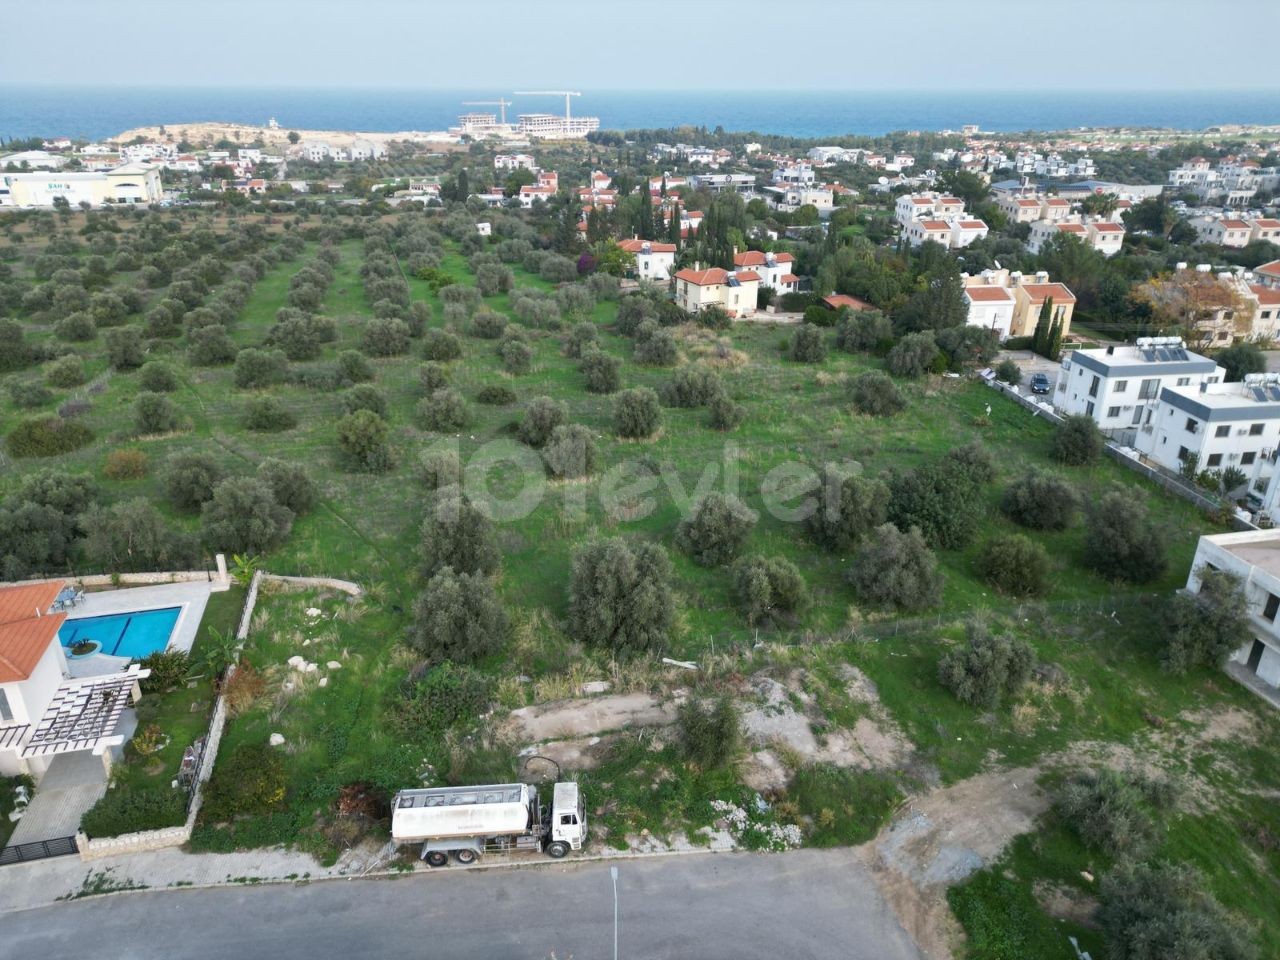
[3,849,923,960]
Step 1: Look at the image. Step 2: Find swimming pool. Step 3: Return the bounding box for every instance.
[58,606,182,660]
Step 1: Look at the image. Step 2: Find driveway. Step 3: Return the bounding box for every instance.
[5,747,118,848]
[2,848,925,960]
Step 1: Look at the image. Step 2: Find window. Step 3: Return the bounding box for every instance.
[1085,401,1095,417]
[1113,380,1128,393]
[1185,418,1199,434]
[1251,423,1265,436]
[1088,375,1100,398]
[560,814,578,825]
[1107,407,1121,418]
[1215,425,1230,438]
[1265,593,1280,622]
[0,688,11,723]
[1206,453,1222,467]
[1178,445,1190,461]
[1177,377,1191,386]
[1242,452,1257,465]
[1139,379,1159,400]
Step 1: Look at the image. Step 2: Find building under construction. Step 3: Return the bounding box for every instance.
[454,92,600,141]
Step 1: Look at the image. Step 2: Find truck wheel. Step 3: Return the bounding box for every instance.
[424,850,449,868]
[546,841,569,859]
[453,848,478,865]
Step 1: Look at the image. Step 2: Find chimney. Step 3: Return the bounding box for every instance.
[1106,345,1115,355]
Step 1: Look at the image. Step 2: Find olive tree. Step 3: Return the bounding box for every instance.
[613,387,661,439]
[420,491,500,578]
[732,555,809,626]
[847,523,943,611]
[567,538,674,655]
[407,568,509,664]
[675,493,757,567]
[937,620,1036,708]
[200,477,294,554]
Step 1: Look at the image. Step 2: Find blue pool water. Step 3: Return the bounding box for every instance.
[58,607,181,659]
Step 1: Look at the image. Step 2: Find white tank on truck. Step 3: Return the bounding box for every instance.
[391,781,586,867]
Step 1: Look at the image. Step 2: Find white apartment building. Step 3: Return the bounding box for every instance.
[773,163,816,185]
[1027,218,1125,257]
[1185,529,1280,693]
[767,183,834,214]
[894,193,966,228]
[347,139,385,162]
[998,196,1044,224]
[1135,378,1280,495]
[1055,338,1225,442]
[618,239,676,282]
[1192,218,1255,248]
[302,142,334,162]
[901,217,989,249]
[688,173,756,194]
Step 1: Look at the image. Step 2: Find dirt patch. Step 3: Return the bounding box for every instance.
[1034,880,1099,928]
[507,692,682,742]
[741,748,791,793]
[859,767,1047,960]
[519,735,615,772]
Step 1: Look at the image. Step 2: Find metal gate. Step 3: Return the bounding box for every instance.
[0,835,78,866]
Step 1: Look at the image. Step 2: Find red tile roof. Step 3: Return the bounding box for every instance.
[1090,222,1124,233]
[964,286,1014,302]
[0,581,64,626]
[823,294,873,311]
[1045,198,1070,206]
[1021,282,1077,304]
[1250,285,1280,306]
[0,581,67,684]
[957,220,987,230]
[919,220,951,231]
[780,273,800,283]
[618,239,676,253]
[734,271,761,282]
[1257,260,1280,277]
[675,267,729,286]
[1058,223,1087,233]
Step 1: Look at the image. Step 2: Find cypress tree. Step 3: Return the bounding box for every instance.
[668,200,681,247]
[1032,296,1053,356]
[638,187,654,241]
[1048,316,1064,361]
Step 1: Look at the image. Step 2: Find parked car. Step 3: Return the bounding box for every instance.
[1029,373,1051,395]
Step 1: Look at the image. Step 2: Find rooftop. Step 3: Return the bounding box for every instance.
[964,286,1014,303]
[1021,282,1077,304]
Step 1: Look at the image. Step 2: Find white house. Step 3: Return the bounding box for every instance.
[347,139,385,162]
[1134,377,1280,491]
[963,285,1016,339]
[950,219,990,248]
[0,582,149,781]
[902,219,955,248]
[674,267,759,318]
[618,239,677,281]
[1191,218,1254,248]
[1185,529,1280,694]
[495,153,537,171]
[476,222,492,237]
[302,142,334,163]
[1054,338,1225,442]
[732,250,797,289]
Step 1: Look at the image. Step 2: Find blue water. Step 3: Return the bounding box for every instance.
[59,607,181,659]
[3,87,1279,142]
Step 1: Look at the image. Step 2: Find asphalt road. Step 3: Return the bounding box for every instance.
[2,849,923,960]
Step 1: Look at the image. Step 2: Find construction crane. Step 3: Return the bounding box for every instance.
[514,91,581,122]
[461,99,512,125]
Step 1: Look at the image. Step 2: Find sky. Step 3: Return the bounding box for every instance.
[2,0,1278,92]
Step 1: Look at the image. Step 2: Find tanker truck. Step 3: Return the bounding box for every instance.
[391,781,586,867]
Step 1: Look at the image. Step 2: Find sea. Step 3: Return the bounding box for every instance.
[2,86,1280,143]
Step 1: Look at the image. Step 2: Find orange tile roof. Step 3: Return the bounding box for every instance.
[1045,198,1070,206]
[0,614,65,683]
[734,271,761,282]
[1058,223,1087,233]
[1014,199,1040,207]
[965,286,1014,302]
[618,239,676,253]
[0,581,64,627]
[1090,222,1124,233]
[675,267,729,286]
[920,220,951,231]
[957,220,987,229]
[1250,285,1280,306]
[1021,282,1077,304]
[938,197,962,205]
[823,294,873,311]
[1257,260,1280,277]
[734,251,767,266]
[780,273,800,283]
[1218,219,1251,231]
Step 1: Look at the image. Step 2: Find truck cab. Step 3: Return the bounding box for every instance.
[549,781,587,856]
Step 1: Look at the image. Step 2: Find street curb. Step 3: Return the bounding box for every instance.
[2,843,750,915]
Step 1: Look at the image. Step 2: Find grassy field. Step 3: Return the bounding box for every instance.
[5,212,1280,955]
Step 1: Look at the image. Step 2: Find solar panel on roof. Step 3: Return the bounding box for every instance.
[1267,386,1280,402]
[1252,387,1268,402]
[1142,350,1156,362]
[1173,348,1188,361]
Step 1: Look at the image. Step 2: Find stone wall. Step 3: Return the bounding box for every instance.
[262,573,363,597]
[0,566,230,592]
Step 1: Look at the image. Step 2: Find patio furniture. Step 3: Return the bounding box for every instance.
[52,586,77,611]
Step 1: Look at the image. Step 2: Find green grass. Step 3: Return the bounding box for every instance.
[788,765,903,847]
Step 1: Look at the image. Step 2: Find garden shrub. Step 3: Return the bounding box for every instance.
[660,367,722,408]
[138,649,191,693]
[542,424,596,479]
[134,392,180,435]
[676,492,757,567]
[848,369,906,416]
[188,325,238,366]
[242,396,297,433]
[420,491,500,577]
[676,697,741,770]
[634,326,678,366]
[994,358,1021,385]
[54,311,97,342]
[471,309,508,340]
[708,391,745,431]
[392,662,495,737]
[847,523,943,611]
[563,321,598,358]
[1000,470,1080,531]
[360,317,412,357]
[202,743,288,821]
[937,621,1035,708]
[336,349,373,383]
[790,323,827,363]
[200,477,294,554]
[888,443,993,549]
[1057,768,1174,859]
[567,538,674,655]
[233,348,288,389]
[517,396,567,448]
[1052,414,1103,465]
[336,409,392,473]
[886,331,938,378]
[422,329,463,362]
[163,452,225,510]
[835,311,893,353]
[138,361,179,393]
[340,384,389,421]
[476,384,516,405]
[45,355,87,388]
[731,554,809,626]
[81,499,198,573]
[407,567,509,663]
[417,448,462,490]
[104,448,148,480]
[81,786,186,838]
[613,387,661,439]
[104,327,145,370]
[976,533,1052,598]
[1158,568,1249,673]
[256,458,318,515]
[417,388,470,432]
[1084,489,1167,583]
[581,348,621,394]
